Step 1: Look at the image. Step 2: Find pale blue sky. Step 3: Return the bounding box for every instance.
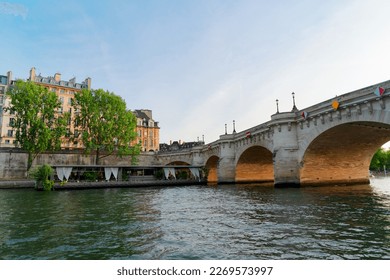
[2,0,390,143]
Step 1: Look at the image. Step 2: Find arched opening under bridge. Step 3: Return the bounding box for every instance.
[205,156,219,184]
[235,146,274,184]
[300,122,390,186]
[166,161,190,166]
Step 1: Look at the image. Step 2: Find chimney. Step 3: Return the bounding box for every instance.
[7,71,12,85]
[29,67,36,81]
[85,77,92,90]
[54,72,61,82]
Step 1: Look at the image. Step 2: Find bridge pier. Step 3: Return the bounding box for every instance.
[271,112,301,187]
[217,135,236,184]
[273,149,301,187]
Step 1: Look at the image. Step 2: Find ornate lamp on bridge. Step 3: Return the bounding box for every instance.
[276,99,279,113]
[291,92,298,112]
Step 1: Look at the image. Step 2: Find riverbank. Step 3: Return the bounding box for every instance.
[0,179,205,190]
[0,180,35,189]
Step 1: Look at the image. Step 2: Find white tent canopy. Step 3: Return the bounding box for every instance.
[56,167,72,181]
[104,167,119,181]
[163,167,176,179]
[189,167,200,181]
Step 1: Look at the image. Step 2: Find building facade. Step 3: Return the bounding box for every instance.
[0,67,91,148]
[28,67,91,149]
[133,109,160,152]
[0,71,14,146]
[0,68,160,152]
[159,140,205,153]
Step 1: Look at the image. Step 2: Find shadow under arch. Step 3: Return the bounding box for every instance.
[235,146,274,184]
[166,161,190,166]
[205,155,219,184]
[300,122,390,186]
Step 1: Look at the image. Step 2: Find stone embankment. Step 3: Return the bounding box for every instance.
[0,179,205,190]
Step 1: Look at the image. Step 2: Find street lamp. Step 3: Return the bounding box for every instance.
[291,92,298,112]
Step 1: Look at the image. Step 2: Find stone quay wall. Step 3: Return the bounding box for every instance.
[0,148,160,179]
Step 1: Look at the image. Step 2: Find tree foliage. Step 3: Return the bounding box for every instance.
[29,164,54,191]
[370,148,390,171]
[73,88,140,165]
[6,80,68,171]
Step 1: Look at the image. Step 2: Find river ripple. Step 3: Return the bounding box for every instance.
[0,178,389,259]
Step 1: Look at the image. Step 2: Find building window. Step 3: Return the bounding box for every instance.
[7,130,13,137]
[0,76,8,85]
[59,97,64,104]
[9,118,15,127]
[5,140,10,144]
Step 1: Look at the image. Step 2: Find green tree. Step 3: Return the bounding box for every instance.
[73,88,140,165]
[370,148,389,171]
[6,80,69,171]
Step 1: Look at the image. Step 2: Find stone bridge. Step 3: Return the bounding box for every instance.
[157,79,390,186]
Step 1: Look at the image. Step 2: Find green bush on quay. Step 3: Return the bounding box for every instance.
[29,164,54,191]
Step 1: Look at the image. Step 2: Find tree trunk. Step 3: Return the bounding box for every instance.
[27,153,33,172]
[95,149,100,165]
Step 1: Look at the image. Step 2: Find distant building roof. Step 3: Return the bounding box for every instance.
[133,109,159,128]
[134,110,151,121]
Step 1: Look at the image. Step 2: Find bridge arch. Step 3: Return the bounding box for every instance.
[300,121,390,185]
[165,161,190,166]
[205,155,219,184]
[235,145,274,184]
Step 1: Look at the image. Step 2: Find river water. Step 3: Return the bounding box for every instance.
[0,178,389,260]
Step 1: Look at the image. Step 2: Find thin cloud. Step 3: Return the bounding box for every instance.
[0,2,28,19]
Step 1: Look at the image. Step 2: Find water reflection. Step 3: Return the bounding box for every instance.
[0,180,389,259]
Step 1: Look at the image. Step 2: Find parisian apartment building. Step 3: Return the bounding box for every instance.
[0,68,160,152]
[0,71,13,146]
[133,109,160,152]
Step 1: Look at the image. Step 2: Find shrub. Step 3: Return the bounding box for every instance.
[83,171,98,182]
[154,169,164,180]
[29,164,54,191]
[177,170,188,180]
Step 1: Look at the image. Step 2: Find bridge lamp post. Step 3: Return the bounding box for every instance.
[233,120,236,133]
[276,99,279,113]
[292,92,298,112]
